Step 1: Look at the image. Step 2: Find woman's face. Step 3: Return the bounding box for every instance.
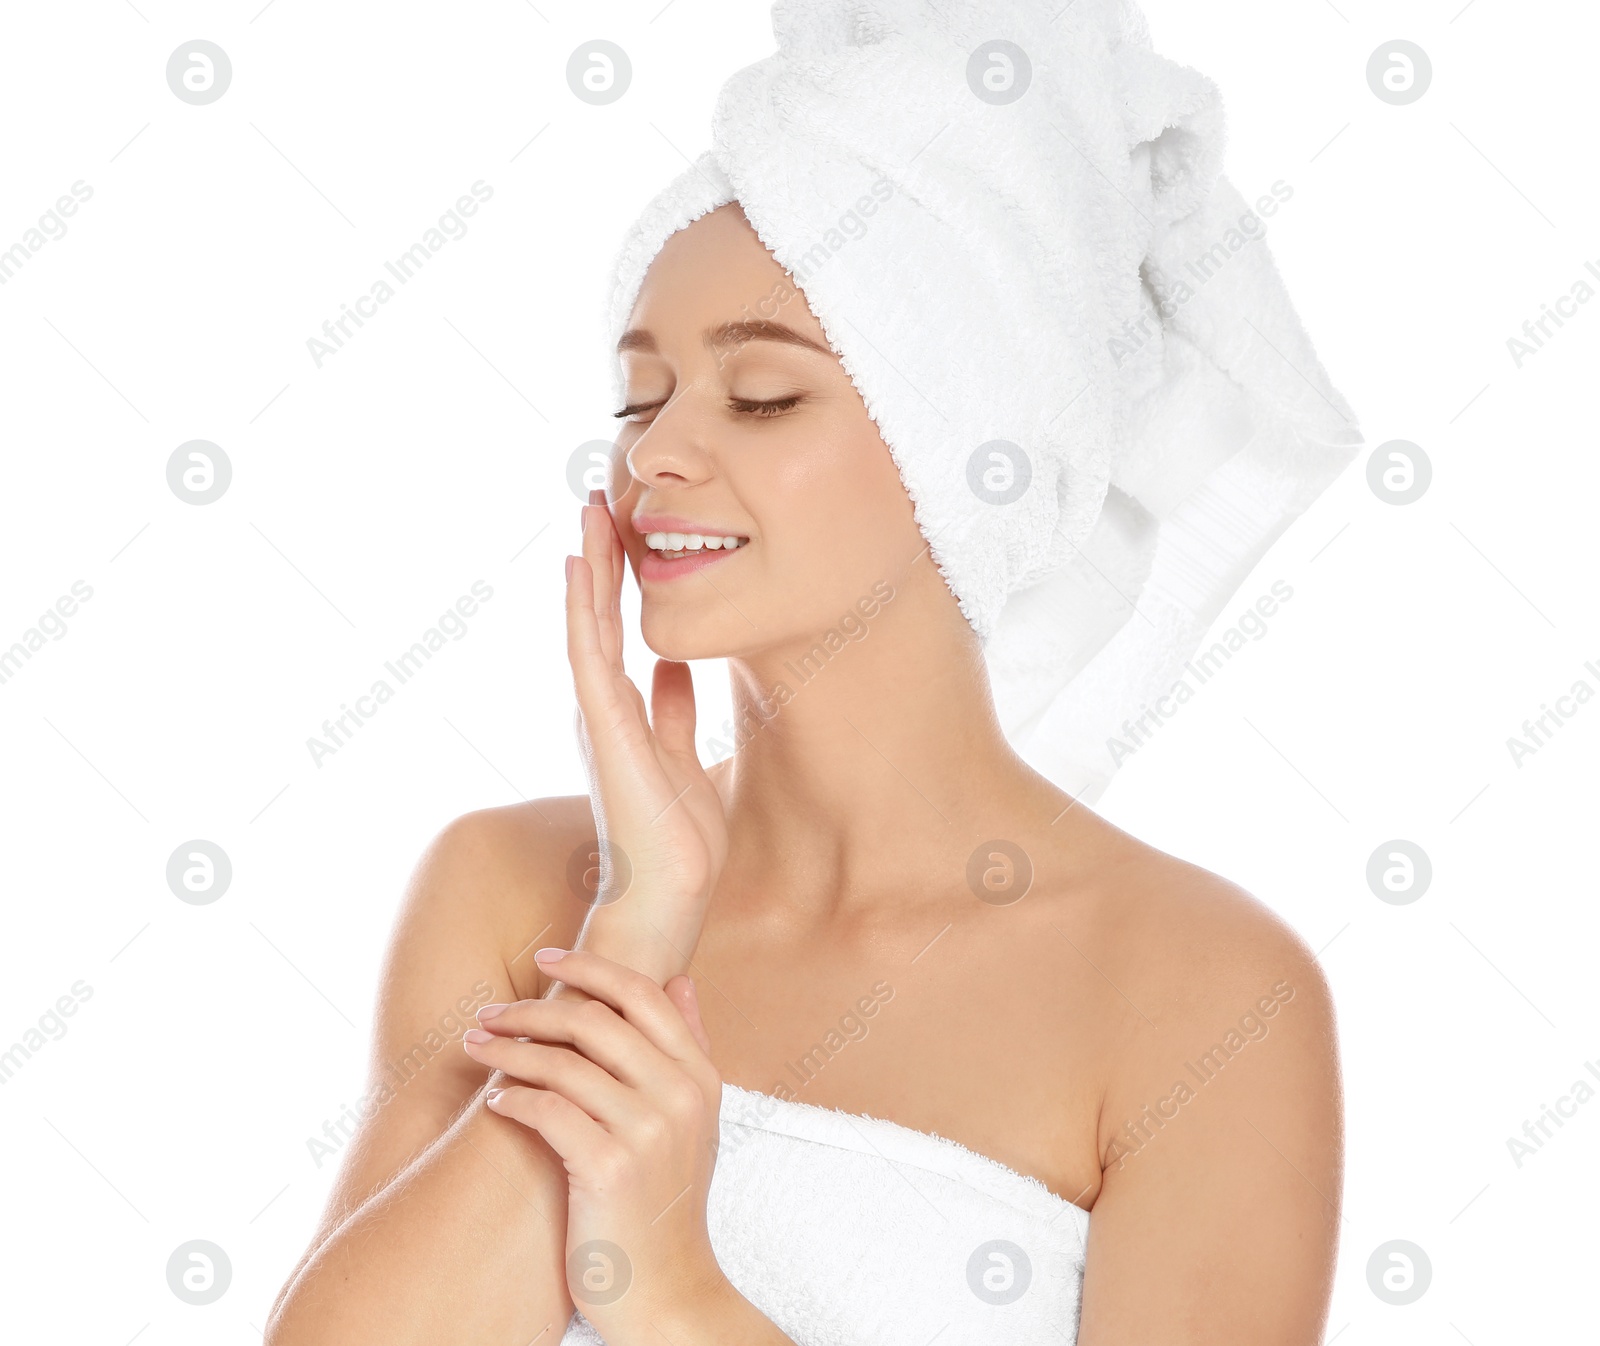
[608,202,925,661]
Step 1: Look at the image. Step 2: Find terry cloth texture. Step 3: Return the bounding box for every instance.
[603,0,1362,802]
[558,1081,1092,1344]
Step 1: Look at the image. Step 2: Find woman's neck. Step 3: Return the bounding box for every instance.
[707,574,1059,922]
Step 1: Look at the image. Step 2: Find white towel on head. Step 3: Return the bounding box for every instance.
[603,0,1361,802]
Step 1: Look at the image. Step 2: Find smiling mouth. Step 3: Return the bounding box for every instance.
[644,531,750,561]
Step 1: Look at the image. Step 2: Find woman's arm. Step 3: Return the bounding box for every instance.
[271,490,732,1342]
[264,804,593,1345]
[1076,889,1344,1345]
[463,948,801,1345]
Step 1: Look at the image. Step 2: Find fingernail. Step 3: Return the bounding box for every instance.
[565,555,574,581]
[485,1087,503,1105]
[534,946,568,964]
[478,1003,509,1020]
[464,1027,494,1044]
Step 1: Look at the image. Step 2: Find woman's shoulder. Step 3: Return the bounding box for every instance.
[1055,808,1328,992]
[1040,808,1337,1104]
[425,794,599,877]
[1038,813,1343,1272]
[405,795,601,1000]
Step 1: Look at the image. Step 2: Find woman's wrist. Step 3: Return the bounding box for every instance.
[644,1269,797,1346]
[547,903,701,995]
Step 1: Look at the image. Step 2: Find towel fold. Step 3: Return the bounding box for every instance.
[604,0,1361,801]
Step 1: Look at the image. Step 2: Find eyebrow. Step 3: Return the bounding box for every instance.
[616,319,835,359]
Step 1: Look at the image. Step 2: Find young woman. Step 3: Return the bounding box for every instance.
[267,5,1349,1343]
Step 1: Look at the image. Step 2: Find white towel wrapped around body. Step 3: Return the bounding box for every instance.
[560,1082,1091,1344]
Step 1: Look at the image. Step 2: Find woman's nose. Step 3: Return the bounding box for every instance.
[623,390,716,487]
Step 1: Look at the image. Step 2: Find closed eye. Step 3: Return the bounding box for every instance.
[612,395,803,420]
[728,395,802,417]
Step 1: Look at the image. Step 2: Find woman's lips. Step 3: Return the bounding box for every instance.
[638,541,748,583]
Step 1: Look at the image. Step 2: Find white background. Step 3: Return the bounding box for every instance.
[1,1,1594,1341]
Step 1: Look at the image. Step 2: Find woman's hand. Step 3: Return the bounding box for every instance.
[565,488,728,976]
[464,947,730,1338]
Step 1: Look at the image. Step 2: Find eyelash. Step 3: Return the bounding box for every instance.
[612,396,802,421]
[733,396,802,418]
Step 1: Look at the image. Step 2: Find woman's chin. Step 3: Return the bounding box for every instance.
[638,617,731,664]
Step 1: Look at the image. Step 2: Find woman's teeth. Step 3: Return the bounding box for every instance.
[645,531,748,557]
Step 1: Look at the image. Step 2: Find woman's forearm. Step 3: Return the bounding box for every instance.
[265,1082,574,1345]
[266,910,697,1345]
[644,1275,800,1346]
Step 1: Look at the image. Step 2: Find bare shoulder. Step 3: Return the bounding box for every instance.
[1036,807,1341,1156]
[1061,810,1335,1037]
[1051,818,1345,1339]
[400,795,599,1000]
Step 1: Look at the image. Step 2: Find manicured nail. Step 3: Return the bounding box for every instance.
[478,1003,508,1020]
[485,1087,503,1105]
[565,554,574,581]
[464,1027,494,1044]
[534,946,569,964]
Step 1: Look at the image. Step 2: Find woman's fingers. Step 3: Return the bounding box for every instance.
[464,1034,643,1128]
[485,1084,614,1166]
[495,951,711,1073]
[599,487,628,667]
[564,549,603,686]
[565,552,638,745]
[470,998,673,1096]
[583,494,622,671]
[568,505,656,756]
[582,488,630,675]
[539,950,714,1073]
[649,659,699,762]
[664,975,712,1057]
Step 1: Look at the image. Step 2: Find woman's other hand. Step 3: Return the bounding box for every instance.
[464,948,731,1337]
[564,487,729,981]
